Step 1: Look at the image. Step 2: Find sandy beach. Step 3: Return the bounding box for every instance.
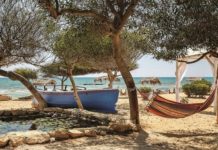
[1,93,218,150]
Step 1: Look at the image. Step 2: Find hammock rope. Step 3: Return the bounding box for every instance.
[145,89,216,118]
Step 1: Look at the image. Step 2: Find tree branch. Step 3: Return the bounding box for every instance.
[118,0,139,31]
[59,9,109,22]
[41,0,59,18]
[106,0,117,15]
[40,0,111,23]
[54,0,59,13]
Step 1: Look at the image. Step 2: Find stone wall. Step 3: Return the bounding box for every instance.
[0,108,135,148]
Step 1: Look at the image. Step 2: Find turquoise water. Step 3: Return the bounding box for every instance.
[0,77,213,99]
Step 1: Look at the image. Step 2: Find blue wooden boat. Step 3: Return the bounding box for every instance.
[39,89,119,113]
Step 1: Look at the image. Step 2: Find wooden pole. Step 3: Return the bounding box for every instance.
[175,60,180,102]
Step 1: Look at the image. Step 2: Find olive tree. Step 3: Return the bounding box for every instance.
[0,0,49,109]
[52,24,109,109]
[86,31,144,88]
[41,63,99,90]
[142,0,218,60]
[37,0,145,128]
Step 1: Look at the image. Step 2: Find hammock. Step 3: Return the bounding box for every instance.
[138,90,150,100]
[145,89,216,118]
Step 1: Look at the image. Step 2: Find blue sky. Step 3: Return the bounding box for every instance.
[2,55,213,77]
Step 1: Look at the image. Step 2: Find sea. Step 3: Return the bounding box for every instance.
[0,77,213,99]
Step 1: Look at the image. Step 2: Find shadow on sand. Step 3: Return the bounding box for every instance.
[157,130,218,149]
[41,129,178,150]
[199,110,216,116]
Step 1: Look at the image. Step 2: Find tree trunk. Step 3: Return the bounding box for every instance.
[0,69,47,109]
[107,70,114,89]
[68,69,84,110]
[61,76,68,90]
[61,77,64,90]
[216,66,218,124]
[108,79,113,89]
[112,34,140,129]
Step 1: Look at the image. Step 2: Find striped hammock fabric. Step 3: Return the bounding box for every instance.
[145,89,216,118]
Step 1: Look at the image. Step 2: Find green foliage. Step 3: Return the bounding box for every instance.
[182,84,192,97]
[41,63,66,78]
[15,68,37,80]
[142,0,218,60]
[53,22,112,69]
[0,0,49,67]
[41,63,100,77]
[191,79,212,88]
[182,80,211,97]
[53,20,143,73]
[139,87,152,93]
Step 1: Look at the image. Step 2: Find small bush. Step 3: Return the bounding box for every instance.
[191,79,212,88]
[182,79,211,97]
[182,84,192,97]
[191,84,209,96]
[139,86,152,93]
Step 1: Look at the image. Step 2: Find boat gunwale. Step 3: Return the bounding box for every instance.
[38,89,119,95]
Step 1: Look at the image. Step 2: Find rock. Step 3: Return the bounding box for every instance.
[68,129,84,138]
[24,131,50,145]
[26,109,40,115]
[51,113,58,118]
[96,126,111,135]
[0,110,4,116]
[11,109,26,116]
[69,109,82,116]
[60,113,68,118]
[28,123,38,130]
[43,107,63,113]
[7,131,50,146]
[109,122,134,133]
[98,131,107,136]
[84,129,97,137]
[63,109,73,115]
[50,137,56,143]
[7,132,25,147]
[0,95,11,101]
[48,129,70,140]
[3,110,12,116]
[0,136,9,147]
[18,95,33,100]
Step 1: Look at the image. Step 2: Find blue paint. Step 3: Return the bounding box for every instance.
[39,89,119,113]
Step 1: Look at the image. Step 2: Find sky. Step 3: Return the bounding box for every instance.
[2,55,213,77]
[130,55,213,77]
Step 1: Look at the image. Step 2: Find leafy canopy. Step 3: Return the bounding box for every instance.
[0,0,49,67]
[52,18,145,72]
[15,68,38,80]
[142,0,218,60]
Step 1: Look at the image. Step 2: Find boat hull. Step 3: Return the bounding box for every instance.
[39,89,119,113]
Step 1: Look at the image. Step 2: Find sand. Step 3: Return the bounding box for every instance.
[0,100,32,110]
[1,93,218,150]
